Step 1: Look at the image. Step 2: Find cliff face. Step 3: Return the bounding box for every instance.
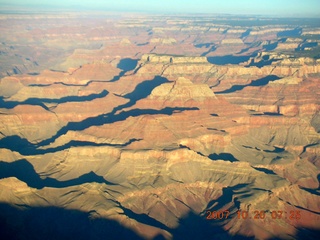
[0,13,319,240]
[149,77,216,100]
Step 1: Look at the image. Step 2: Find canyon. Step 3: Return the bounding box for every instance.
[0,11,319,240]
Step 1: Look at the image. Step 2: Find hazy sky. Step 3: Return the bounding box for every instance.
[1,0,319,17]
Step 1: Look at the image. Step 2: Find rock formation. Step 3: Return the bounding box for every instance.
[0,12,319,240]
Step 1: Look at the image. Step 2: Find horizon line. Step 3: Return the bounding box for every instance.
[0,4,320,19]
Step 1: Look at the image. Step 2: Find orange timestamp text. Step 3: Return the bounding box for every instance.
[206,210,301,220]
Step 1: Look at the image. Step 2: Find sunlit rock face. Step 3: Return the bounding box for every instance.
[0,12,319,240]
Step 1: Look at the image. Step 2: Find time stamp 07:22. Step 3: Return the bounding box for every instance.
[206,209,301,220]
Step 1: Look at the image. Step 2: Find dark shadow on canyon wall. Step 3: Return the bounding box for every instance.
[298,186,320,196]
[109,58,138,82]
[207,55,254,65]
[0,202,254,240]
[208,153,239,162]
[251,112,283,116]
[0,159,115,189]
[246,55,282,68]
[117,58,138,72]
[195,43,211,48]
[0,196,318,239]
[35,106,198,148]
[241,29,251,38]
[0,77,198,154]
[0,79,197,154]
[295,227,320,240]
[118,193,253,240]
[0,204,143,240]
[205,184,250,212]
[32,76,188,147]
[120,205,171,233]
[296,41,318,51]
[122,75,169,105]
[215,75,281,94]
[0,90,109,110]
[277,28,302,38]
[27,72,40,76]
[263,41,279,51]
[0,135,140,155]
[171,211,237,240]
[200,45,217,56]
[252,167,277,175]
[1,75,167,112]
